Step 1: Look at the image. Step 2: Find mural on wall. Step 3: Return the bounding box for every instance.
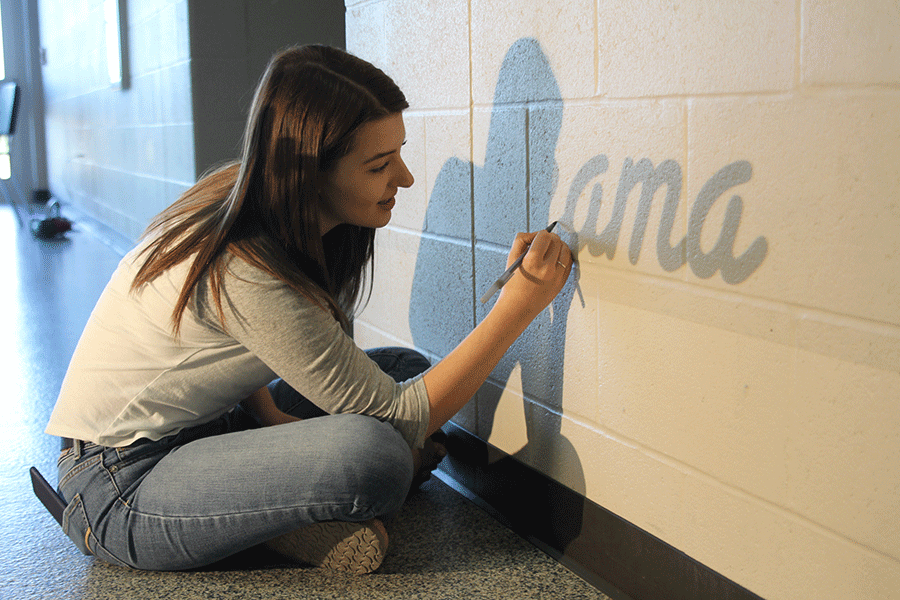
[407,38,770,545]
[562,155,768,284]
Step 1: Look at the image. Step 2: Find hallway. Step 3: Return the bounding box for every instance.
[0,204,609,599]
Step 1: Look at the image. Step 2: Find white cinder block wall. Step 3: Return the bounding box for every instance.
[347,1,900,598]
[38,0,344,241]
[39,0,195,241]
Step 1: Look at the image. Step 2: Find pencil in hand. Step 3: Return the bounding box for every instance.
[479,221,559,304]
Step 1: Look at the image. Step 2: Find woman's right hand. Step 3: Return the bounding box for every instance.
[422,228,574,437]
[494,229,573,324]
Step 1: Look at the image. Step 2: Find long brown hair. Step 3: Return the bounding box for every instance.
[131,45,409,333]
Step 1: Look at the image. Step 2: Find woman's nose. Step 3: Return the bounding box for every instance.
[395,156,414,189]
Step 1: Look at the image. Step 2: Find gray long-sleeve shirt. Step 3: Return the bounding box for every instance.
[46,242,430,449]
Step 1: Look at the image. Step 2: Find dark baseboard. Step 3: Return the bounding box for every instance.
[436,421,766,600]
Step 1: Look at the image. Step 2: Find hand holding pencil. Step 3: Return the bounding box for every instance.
[481,221,560,303]
[480,222,573,319]
[422,222,574,437]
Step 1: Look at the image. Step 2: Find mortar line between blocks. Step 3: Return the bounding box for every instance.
[472,376,900,566]
[467,0,477,330]
[579,260,900,334]
[553,411,900,567]
[682,98,690,261]
[796,0,803,88]
[525,106,530,232]
[385,224,473,247]
[593,0,599,97]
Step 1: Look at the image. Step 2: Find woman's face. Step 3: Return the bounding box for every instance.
[318,113,414,235]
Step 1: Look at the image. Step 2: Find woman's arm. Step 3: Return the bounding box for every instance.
[422,229,572,436]
[241,386,301,427]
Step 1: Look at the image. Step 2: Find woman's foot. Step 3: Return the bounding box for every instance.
[265,519,389,574]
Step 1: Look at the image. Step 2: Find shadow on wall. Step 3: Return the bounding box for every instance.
[409,38,586,553]
[408,33,772,559]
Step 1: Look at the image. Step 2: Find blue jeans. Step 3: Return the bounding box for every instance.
[56,347,430,571]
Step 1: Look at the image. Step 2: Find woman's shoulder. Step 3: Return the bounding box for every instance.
[202,252,343,341]
[220,251,281,285]
[218,252,325,313]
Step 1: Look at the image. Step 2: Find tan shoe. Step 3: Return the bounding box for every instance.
[265,519,389,574]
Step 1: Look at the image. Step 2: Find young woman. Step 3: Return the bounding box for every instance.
[46,45,572,574]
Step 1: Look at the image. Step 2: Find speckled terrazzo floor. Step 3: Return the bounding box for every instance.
[0,204,609,600]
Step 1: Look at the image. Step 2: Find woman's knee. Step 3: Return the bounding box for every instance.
[328,414,414,514]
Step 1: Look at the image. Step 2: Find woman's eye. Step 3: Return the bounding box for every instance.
[370,162,389,173]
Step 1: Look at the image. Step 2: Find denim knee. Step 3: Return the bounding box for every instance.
[331,414,414,516]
